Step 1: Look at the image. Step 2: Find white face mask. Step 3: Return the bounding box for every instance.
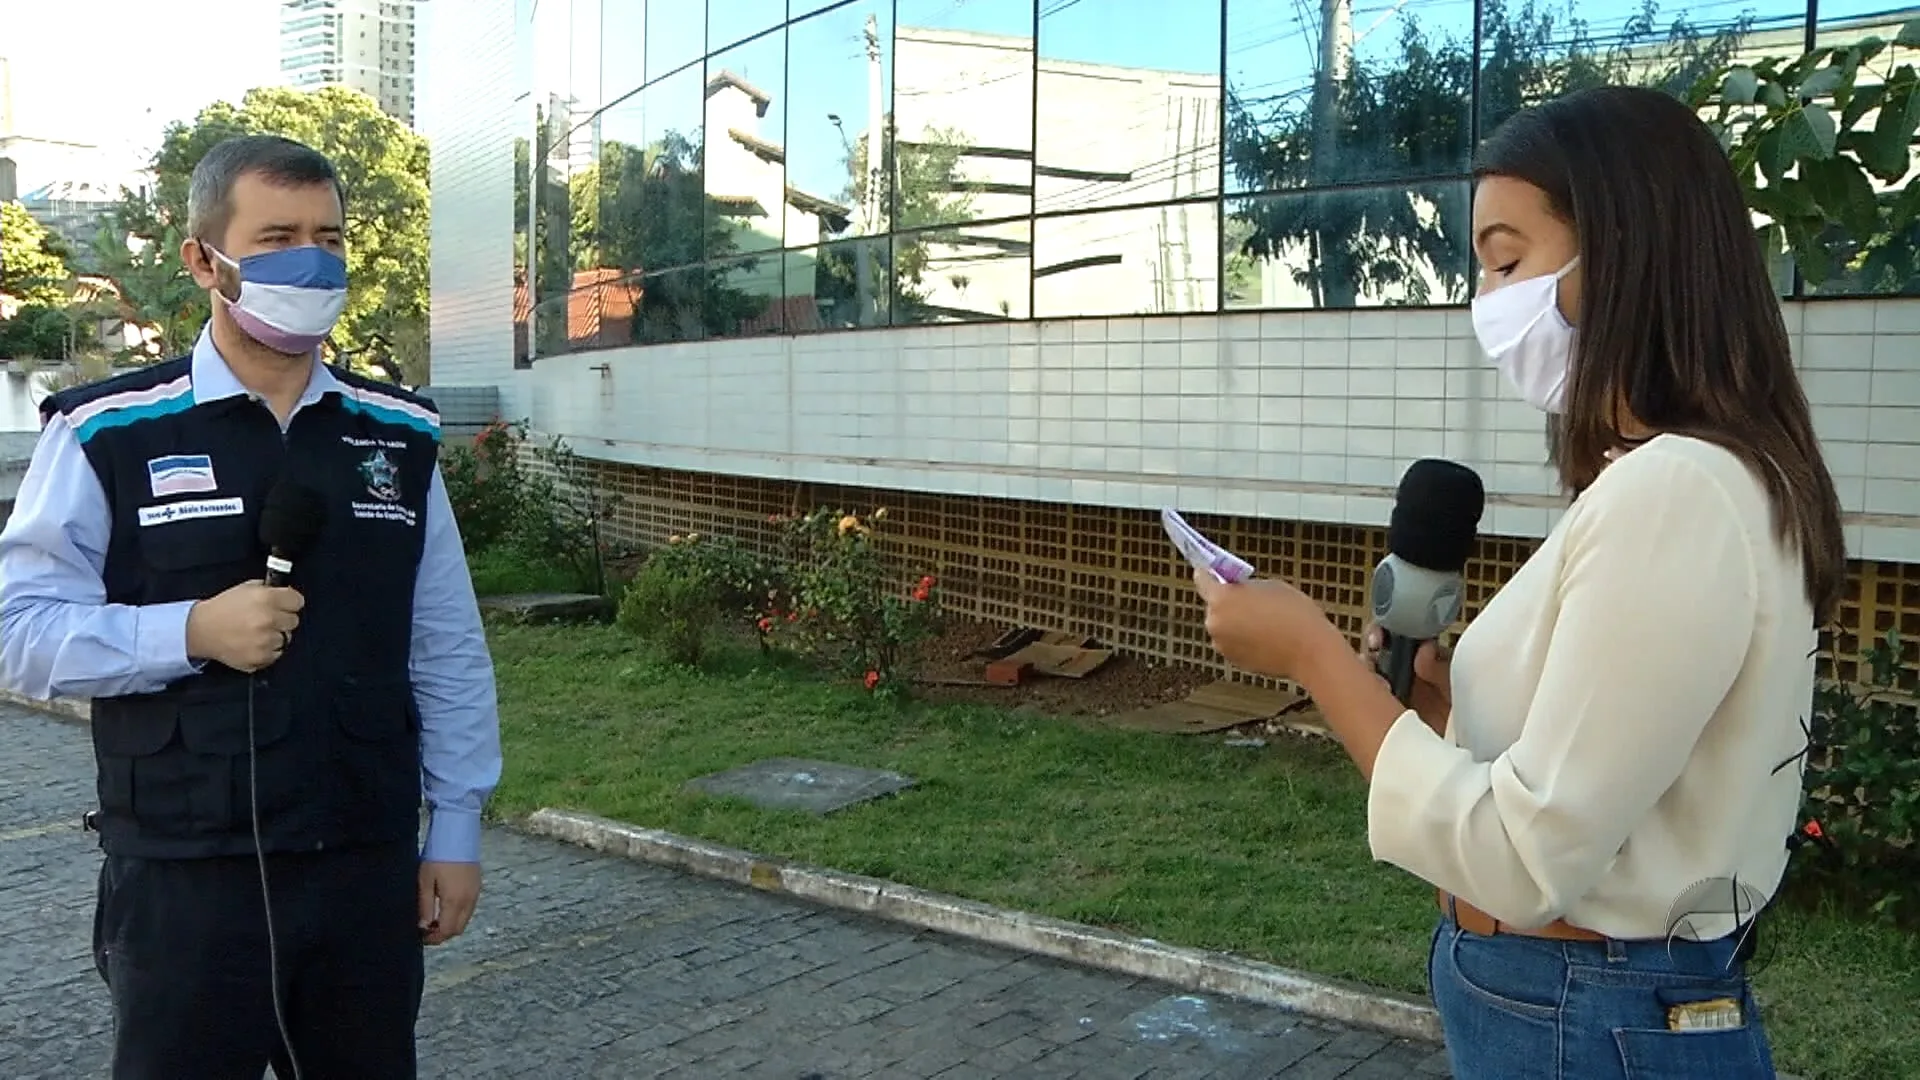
[1471,257,1578,413]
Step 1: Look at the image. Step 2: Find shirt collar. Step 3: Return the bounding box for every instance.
[190,321,343,411]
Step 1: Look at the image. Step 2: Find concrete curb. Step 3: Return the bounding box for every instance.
[0,689,91,724]
[522,807,1445,1045]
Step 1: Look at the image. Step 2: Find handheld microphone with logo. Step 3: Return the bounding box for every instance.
[259,479,327,587]
[1371,459,1486,705]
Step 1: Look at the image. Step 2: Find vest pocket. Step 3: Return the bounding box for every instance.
[93,710,190,830]
[334,689,423,832]
[93,697,294,836]
[136,515,259,604]
[179,698,297,833]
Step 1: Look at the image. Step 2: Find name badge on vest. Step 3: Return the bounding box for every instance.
[138,497,245,527]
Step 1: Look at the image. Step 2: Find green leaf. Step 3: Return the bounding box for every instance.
[1801,157,1882,240]
[1785,103,1840,160]
[1769,178,1822,220]
[1892,184,1920,230]
[1897,17,1920,46]
[1800,66,1846,101]
[1862,77,1920,182]
[1784,47,1832,85]
[1756,127,1792,185]
[1759,80,1790,109]
[1842,82,1888,130]
[1723,66,1761,105]
[1786,218,1834,284]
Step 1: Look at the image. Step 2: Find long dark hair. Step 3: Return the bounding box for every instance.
[1475,85,1846,618]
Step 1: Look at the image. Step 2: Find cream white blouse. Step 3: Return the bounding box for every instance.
[1366,434,1817,940]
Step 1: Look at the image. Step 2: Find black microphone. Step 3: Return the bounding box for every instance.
[1372,459,1485,705]
[258,479,327,587]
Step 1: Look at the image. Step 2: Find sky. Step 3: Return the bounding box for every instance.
[3,0,278,169]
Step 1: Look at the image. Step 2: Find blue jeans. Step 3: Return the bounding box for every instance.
[1428,914,1778,1079]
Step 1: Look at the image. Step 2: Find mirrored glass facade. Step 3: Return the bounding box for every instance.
[510,0,1920,363]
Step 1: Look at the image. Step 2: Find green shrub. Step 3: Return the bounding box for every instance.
[442,420,533,553]
[770,507,942,694]
[466,547,581,597]
[443,419,621,596]
[1802,629,1920,921]
[614,533,782,665]
[617,553,722,666]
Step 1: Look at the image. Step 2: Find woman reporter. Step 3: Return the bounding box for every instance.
[1196,84,1843,1078]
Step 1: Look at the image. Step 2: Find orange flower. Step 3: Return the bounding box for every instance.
[919,575,936,589]
[911,585,930,602]
[757,617,773,632]
[838,514,862,535]
[863,670,881,690]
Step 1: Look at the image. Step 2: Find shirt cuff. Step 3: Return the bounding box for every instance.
[1366,707,1468,871]
[137,601,206,684]
[421,807,483,864]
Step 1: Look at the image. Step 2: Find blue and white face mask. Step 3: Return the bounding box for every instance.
[203,243,349,355]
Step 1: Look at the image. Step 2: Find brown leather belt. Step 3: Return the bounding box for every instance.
[1438,889,1607,942]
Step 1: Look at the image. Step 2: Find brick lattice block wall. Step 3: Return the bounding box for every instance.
[553,456,1920,691]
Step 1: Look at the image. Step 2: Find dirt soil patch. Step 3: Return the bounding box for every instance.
[910,616,1211,717]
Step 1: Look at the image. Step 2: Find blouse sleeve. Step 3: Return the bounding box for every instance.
[1363,448,1761,928]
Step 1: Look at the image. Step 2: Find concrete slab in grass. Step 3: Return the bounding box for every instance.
[685,757,916,815]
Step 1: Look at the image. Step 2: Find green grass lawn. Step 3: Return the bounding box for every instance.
[484,622,1920,1080]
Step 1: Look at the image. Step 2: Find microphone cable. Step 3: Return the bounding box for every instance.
[249,671,305,1080]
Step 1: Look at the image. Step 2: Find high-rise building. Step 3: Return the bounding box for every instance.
[279,0,419,127]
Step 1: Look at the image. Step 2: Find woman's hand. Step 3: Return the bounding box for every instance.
[1360,624,1453,736]
[1193,568,1410,780]
[1192,568,1351,684]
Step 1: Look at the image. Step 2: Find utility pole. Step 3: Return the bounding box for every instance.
[1308,0,1354,306]
[859,13,884,326]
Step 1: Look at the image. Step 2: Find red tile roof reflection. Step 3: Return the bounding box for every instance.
[512,268,641,355]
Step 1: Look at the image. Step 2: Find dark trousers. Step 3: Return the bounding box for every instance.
[92,840,425,1080]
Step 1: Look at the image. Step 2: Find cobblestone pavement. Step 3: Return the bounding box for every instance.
[2,704,1451,1078]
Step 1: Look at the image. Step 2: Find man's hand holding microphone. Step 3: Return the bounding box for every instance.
[184,477,328,673]
[184,581,305,672]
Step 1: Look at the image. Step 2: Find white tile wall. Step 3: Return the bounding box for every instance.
[422,0,517,391]
[454,301,1918,559]
[422,8,1920,561]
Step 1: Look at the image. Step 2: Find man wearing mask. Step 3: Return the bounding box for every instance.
[0,134,501,1079]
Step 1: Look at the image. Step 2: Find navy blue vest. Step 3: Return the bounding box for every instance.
[46,356,441,859]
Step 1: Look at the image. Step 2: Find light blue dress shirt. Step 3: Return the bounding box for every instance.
[0,326,502,864]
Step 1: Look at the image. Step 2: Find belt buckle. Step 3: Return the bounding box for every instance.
[81,810,99,832]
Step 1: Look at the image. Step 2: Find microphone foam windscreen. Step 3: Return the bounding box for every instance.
[1387,459,1486,573]
[259,479,329,558]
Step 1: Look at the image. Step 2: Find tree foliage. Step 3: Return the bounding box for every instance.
[101,86,430,378]
[514,105,990,357]
[839,119,982,319]
[0,201,74,305]
[1689,18,1920,293]
[0,303,73,360]
[1225,0,1833,306]
[519,119,767,348]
